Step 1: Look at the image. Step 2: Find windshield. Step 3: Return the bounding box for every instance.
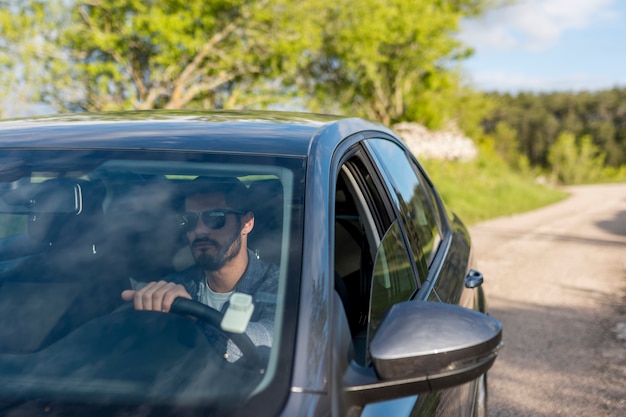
[0,149,305,415]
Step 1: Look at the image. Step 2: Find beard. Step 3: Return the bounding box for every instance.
[193,229,242,271]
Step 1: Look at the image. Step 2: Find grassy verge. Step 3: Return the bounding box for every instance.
[420,150,569,225]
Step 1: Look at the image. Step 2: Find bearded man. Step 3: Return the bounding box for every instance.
[121,177,278,363]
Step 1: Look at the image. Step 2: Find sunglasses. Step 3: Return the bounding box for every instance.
[177,209,246,232]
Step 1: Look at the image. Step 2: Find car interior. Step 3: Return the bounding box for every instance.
[0,169,287,356]
[333,162,380,365]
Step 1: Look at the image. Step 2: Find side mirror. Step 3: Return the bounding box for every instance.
[343,301,502,406]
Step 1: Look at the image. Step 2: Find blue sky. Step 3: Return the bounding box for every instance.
[459,0,626,93]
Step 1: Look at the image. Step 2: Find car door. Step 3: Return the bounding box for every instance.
[332,142,445,417]
[363,136,477,417]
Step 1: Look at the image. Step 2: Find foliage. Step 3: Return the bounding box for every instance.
[1,0,495,129]
[484,88,626,171]
[421,142,568,225]
[300,0,492,128]
[453,85,496,140]
[0,0,70,116]
[548,132,609,185]
[0,0,324,112]
[486,121,519,167]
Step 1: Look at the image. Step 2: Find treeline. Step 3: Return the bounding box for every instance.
[483,88,626,184]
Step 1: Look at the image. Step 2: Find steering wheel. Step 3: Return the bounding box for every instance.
[169,297,264,371]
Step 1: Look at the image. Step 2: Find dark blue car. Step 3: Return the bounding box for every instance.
[0,111,501,417]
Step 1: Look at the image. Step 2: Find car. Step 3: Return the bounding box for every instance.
[0,111,501,417]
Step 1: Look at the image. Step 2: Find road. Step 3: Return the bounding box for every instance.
[469,183,626,417]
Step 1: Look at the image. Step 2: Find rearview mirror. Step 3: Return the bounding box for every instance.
[0,180,84,215]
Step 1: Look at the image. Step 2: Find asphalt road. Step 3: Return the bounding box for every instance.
[469,183,626,417]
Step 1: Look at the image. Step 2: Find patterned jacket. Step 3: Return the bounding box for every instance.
[166,249,278,363]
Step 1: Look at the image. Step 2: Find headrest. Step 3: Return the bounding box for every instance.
[178,176,250,213]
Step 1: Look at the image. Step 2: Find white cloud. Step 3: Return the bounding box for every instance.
[461,0,618,52]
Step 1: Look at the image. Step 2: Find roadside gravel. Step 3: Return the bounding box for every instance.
[469,183,626,416]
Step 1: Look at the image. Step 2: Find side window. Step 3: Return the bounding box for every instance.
[368,221,416,338]
[333,152,416,366]
[365,138,443,281]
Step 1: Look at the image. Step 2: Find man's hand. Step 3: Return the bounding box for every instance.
[121,281,192,312]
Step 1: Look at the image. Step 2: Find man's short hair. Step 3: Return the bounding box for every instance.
[181,176,250,213]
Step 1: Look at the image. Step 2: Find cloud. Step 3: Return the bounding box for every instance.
[461,0,619,52]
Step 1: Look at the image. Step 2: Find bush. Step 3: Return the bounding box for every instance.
[548,132,606,185]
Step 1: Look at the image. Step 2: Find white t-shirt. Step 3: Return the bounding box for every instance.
[197,279,233,312]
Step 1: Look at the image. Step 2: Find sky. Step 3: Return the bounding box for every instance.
[459,0,626,93]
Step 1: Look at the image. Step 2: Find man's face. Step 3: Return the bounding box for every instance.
[184,193,244,271]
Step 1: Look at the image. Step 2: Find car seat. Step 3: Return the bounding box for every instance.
[247,178,283,265]
[100,175,183,283]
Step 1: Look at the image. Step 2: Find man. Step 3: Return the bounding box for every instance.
[121,177,279,363]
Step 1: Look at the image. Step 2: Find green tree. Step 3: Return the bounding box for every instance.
[0,0,69,117]
[483,87,626,170]
[491,121,522,167]
[1,0,496,130]
[1,0,324,112]
[548,132,606,185]
[300,0,493,128]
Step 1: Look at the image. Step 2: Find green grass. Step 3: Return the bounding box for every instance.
[420,150,569,225]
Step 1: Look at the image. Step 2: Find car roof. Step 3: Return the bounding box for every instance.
[0,111,392,157]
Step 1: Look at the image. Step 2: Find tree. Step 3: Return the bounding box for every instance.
[483,88,626,170]
[491,121,522,168]
[1,0,324,112]
[548,132,606,185]
[300,0,493,128]
[1,0,496,130]
[0,0,69,117]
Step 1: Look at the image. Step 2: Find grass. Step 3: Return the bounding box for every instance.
[420,149,569,226]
